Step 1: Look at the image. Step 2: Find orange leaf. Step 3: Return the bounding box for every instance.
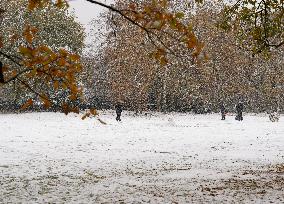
[28,0,37,10]
[57,58,66,66]
[10,34,19,43]
[160,57,168,66]
[55,0,69,9]
[81,112,90,120]
[69,94,77,101]
[53,81,59,90]
[70,107,80,114]
[62,103,69,115]
[2,65,8,72]
[90,108,97,116]
[23,26,35,44]
[41,97,51,109]
[21,99,33,110]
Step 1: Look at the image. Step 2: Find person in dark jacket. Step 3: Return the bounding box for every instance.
[235,102,244,121]
[220,103,226,120]
[0,61,4,83]
[115,103,122,121]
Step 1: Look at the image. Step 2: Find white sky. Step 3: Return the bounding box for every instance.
[68,0,114,51]
[69,0,113,26]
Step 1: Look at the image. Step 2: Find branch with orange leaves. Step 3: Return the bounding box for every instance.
[26,0,203,63]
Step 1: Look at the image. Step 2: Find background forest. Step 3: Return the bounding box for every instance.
[0,0,283,114]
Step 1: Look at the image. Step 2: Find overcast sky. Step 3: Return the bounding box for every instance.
[69,0,113,26]
[68,0,114,51]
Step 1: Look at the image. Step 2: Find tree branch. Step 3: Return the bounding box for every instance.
[86,0,147,32]
[0,50,22,66]
[268,41,284,48]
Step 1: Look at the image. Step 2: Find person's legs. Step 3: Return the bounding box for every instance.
[237,112,243,121]
[116,113,121,121]
[236,112,240,121]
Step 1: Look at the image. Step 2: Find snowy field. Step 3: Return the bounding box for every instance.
[0,111,284,203]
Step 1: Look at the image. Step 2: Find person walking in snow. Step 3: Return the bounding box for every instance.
[220,103,226,120]
[235,102,244,121]
[115,103,122,121]
[0,61,4,83]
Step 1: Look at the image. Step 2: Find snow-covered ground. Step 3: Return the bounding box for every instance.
[0,111,283,203]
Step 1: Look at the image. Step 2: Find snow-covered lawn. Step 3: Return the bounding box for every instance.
[0,111,283,203]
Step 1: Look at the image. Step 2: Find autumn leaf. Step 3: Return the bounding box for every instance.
[160,57,168,66]
[62,103,69,115]
[53,81,59,90]
[24,27,34,44]
[69,94,77,101]
[20,99,33,110]
[19,46,33,57]
[81,112,90,120]
[55,0,69,9]
[129,3,136,10]
[69,54,80,61]
[187,36,197,49]
[40,96,51,108]
[10,34,19,44]
[28,0,37,10]
[90,108,97,116]
[28,0,50,10]
[175,12,184,19]
[57,58,66,66]
[70,107,80,114]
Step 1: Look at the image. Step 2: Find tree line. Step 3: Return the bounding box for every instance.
[0,0,283,114]
[84,0,284,113]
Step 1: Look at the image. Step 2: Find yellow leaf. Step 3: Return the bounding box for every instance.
[61,82,67,89]
[175,12,184,19]
[59,49,68,57]
[19,46,33,57]
[69,54,80,61]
